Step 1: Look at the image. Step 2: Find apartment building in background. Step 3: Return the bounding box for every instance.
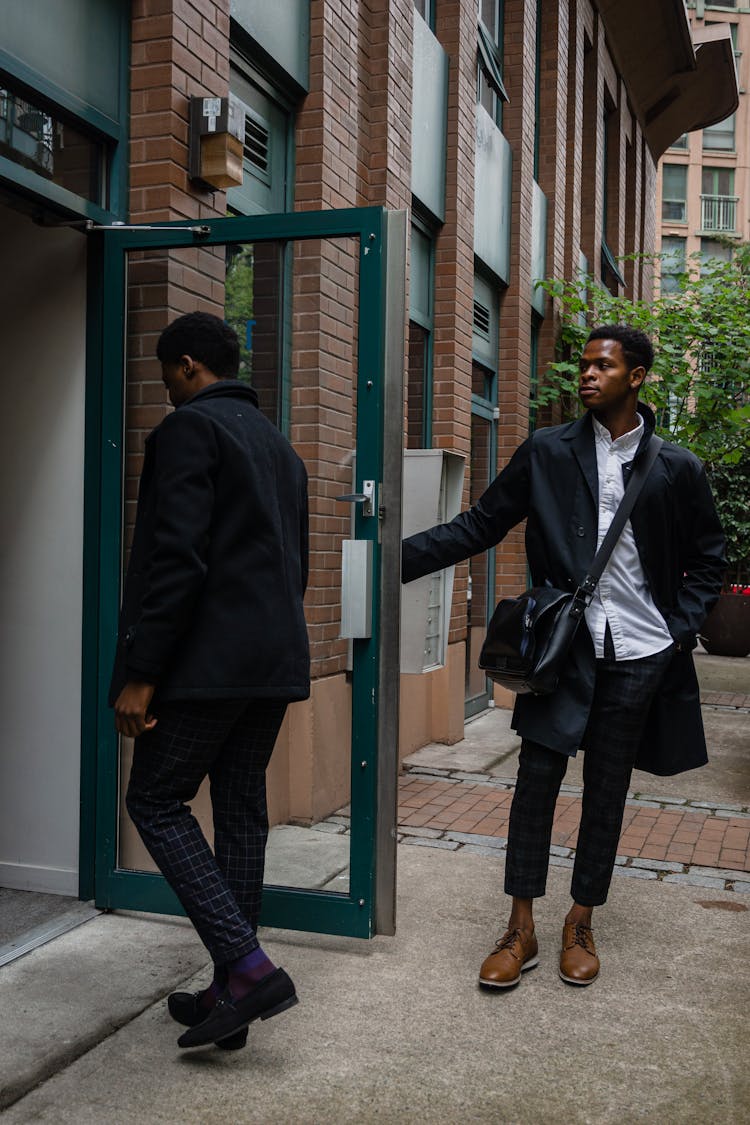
[657,1,750,285]
[0,1,738,938]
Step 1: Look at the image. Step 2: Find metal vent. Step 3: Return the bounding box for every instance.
[243,114,270,177]
[473,299,491,339]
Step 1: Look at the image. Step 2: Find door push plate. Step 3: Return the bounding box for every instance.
[340,539,373,638]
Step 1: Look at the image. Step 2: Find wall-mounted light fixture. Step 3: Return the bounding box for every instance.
[189,94,244,190]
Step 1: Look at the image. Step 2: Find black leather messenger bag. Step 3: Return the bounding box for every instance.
[479,435,663,695]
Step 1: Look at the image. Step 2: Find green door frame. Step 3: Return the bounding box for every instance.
[86,206,405,939]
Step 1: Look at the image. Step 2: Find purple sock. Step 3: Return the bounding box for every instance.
[227,947,276,999]
[197,965,228,1013]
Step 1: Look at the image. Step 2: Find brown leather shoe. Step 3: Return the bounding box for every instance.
[559,922,600,985]
[478,927,539,988]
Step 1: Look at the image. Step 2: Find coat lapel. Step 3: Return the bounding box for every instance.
[564,413,598,506]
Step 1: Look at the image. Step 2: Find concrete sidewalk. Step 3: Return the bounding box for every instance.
[2,848,748,1124]
[1,651,748,1123]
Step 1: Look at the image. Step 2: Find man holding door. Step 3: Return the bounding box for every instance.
[402,325,725,988]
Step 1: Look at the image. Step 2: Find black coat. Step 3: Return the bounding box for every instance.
[109,381,310,704]
[402,405,726,775]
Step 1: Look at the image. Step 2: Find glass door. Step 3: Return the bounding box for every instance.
[91,207,405,938]
[465,361,497,717]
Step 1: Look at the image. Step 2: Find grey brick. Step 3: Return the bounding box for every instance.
[687,865,750,881]
[625,799,661,809]
[559,784,583,796]
[612,867,658,881]
[399,825,444,839]
[461,844,507,858]
[323,816,350,827]
[448,772,494,784]
[712,809,750,820]
[549,845,573,857]
[731,881,750,894]
[445,831,507,848]
[630,858,685,873]
[400,837,461,851]
[549,855,575,868]
[614,855,629,865]
[663,874,728,889]
[633,795,687,807]
[406,766,451,778]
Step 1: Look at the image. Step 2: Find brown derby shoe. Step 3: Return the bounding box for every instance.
[559,922,600,985]
[478,927,539,988]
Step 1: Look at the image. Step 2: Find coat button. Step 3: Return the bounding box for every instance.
[576,526,585,537]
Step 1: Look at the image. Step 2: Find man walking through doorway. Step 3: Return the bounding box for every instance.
[111,312,310,1047]
[402,325,725,987]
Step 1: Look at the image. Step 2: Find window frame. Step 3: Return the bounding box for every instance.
[407,212,437,449]
[477,0,508,128]
[661,163,688,223]
[660,234,687,293]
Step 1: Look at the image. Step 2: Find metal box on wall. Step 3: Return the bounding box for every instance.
[400,449,466,673]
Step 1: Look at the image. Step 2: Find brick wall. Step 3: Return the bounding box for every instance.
[121,0,668,717]
[293,1,414,677]
[433,0,478,643]
[125,0,231,545]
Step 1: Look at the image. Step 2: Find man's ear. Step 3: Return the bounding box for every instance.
[180,353,195,378]
[630,365,646,391]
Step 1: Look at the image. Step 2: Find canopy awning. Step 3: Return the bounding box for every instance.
[596,1,739,160]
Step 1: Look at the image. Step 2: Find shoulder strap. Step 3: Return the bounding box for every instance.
[569,435,663,617]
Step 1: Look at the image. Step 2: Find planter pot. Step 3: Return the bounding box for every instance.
[698,593,750,658]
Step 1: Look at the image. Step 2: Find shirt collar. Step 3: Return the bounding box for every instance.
[592,412,643,453]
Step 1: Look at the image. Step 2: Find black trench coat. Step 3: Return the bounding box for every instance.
[402,405,726,776]
[109,380,310,705]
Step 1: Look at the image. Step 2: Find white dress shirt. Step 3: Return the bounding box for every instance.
[584,414,674,660]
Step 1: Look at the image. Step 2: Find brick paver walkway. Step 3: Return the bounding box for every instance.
[701,690,750,710]
[398,774,750,874]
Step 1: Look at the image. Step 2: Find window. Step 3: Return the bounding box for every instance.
[407,223,435,449]
[414,0,436,29]
[703,113,735,152]
[477,0,508,128]
[660,235,686,294]
[669,134,688,150]
[700,237,733,271]
[701,167,736,232]
[601,109,625,292]
[0,84,107,207]
[661,164,687,222]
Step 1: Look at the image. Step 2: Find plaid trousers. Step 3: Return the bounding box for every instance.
[126,697,287,965]
[504,642,674,907]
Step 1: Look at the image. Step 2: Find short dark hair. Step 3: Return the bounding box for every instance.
[156,312,240,378]
[586,324,654,373]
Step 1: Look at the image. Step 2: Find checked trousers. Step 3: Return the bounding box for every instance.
[504,642,674,907]
[126,698,287,966]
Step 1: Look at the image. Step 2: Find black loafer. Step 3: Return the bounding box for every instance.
[167,990,248,1051]
[177,968,298,1049]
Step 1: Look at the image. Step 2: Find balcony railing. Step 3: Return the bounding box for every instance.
[700,194,738,233]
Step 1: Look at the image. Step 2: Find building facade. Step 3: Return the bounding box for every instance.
[0,1,737,929]
[657,1,750,285]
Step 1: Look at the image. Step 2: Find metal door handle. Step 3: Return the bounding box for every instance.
[335,479,375,517]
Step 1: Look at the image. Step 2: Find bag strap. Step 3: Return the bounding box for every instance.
[568,434,664,620]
